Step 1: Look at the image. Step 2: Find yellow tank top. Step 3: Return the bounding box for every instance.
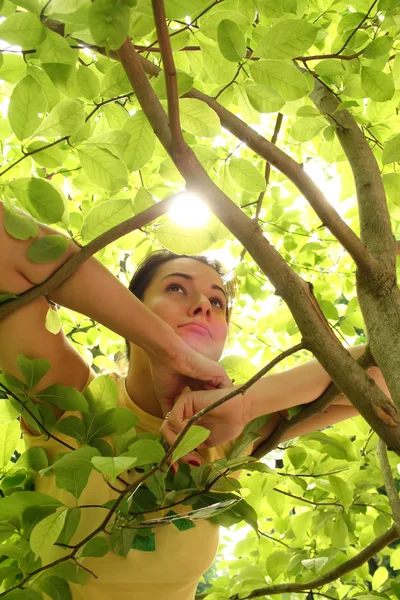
[23,373,248,600]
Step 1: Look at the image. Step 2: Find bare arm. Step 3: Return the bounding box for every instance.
[0,204,230,406]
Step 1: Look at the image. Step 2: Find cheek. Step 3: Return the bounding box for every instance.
[144,297,181,326]
[213,318,228,345]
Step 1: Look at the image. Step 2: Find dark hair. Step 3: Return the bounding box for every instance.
[125,249,236,359]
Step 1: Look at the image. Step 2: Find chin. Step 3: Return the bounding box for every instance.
[178,332,222,361]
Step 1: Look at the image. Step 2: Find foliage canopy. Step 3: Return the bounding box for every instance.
[1,0,400,599]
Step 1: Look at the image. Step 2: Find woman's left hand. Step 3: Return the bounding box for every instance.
[160,386,248,464]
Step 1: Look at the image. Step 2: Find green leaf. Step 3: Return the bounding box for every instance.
[220,355,257,384]
[55,416,86,444]
[166,510,196,531]
[153,71,194,99]
[0,491,62,521]
[45,306,62,335]
[37,384,89,413]
[37,29,76,65]
[8,178,65,225]
[28,235,69,264]
[52,446,100,499]
[361,67,395,102]
[77,64,100,100]
[122,110,156,171]
[382,134,400,165]
[26,141,65,168]
[0,420,20,470]
[9,0,41,14]
[172,425,210,463]
[81,130,130,160]
[8,75,47,141]
[100,63,131,98]
[287,446,307,469]
[229,158,266,193]
[47,561,86,585]
[0,397,21,424]
[16,447,48,471]
[155,223,215,254]
[34,99,85,137]
[199,39,237,84]
[363,36,393,59]
[328,474,353,508]
[81,198,134,243]
[165,0,209,19]
[0,12,46,49]
[49,0,88,12]
[88,0,130,50]
[78,146,128,191]
[84,375,119,414]
[30,508,68,558]
[256,19,318,59]
[3,198,39,240]
[301,556,329,573]
[217,19,246,62]
[131,532,156,552]
[291,117,326,142]
[179,98,221,138]
[17,355,50,390]
[110,527,136,557]
[79,536,109,558]
[28,65,61,111]
[126,439,166,466]
[250,60,312,100]
[56,507,80,546]
[91,456,137,482]
[36,575,72,600]
[134,187,155,214]
[1,590,43,600]
[242,84,284,113]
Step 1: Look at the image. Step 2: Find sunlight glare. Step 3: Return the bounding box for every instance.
[170,193,211,228]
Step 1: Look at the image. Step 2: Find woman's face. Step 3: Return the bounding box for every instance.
[142,258,229,361]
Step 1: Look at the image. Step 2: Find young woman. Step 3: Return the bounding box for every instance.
[0,204,388,600]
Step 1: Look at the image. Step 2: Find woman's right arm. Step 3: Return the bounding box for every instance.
[0,204,229,403]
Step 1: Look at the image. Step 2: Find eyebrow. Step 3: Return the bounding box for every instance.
[161,272,227,299]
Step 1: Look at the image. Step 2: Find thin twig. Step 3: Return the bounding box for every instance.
[255,113,283,220]
[0,381,75,451]
[377,438,400,534]
[252,347,376,458]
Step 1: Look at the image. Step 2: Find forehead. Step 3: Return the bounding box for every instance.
[153,258,225,289]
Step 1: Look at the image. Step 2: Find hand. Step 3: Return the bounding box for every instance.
[160,386,247,465]
[150,339,231,415]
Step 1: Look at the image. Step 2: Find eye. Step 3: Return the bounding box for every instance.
[166,283,185,294]
[210,297,225,310]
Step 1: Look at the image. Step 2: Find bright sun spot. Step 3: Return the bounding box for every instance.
[170,193,210,228]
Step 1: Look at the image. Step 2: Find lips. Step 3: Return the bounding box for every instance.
[179,322,211,337]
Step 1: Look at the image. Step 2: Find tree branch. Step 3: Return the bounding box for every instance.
[0,196,175,321]
[252,347,378,458]
[117,35,400,454]
[151,0,186,153]
[229,525,399,599]
[310,76,400,413]
[136,53,375,273]
[255,113,283,220]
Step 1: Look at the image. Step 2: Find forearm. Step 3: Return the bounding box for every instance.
[49,255,180,360]
[1,209,179,361]
[243,345,389,422]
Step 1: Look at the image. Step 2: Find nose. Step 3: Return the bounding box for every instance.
[188,294,211,318]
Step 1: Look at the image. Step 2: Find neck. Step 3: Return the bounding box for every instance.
[125,345,163,418]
